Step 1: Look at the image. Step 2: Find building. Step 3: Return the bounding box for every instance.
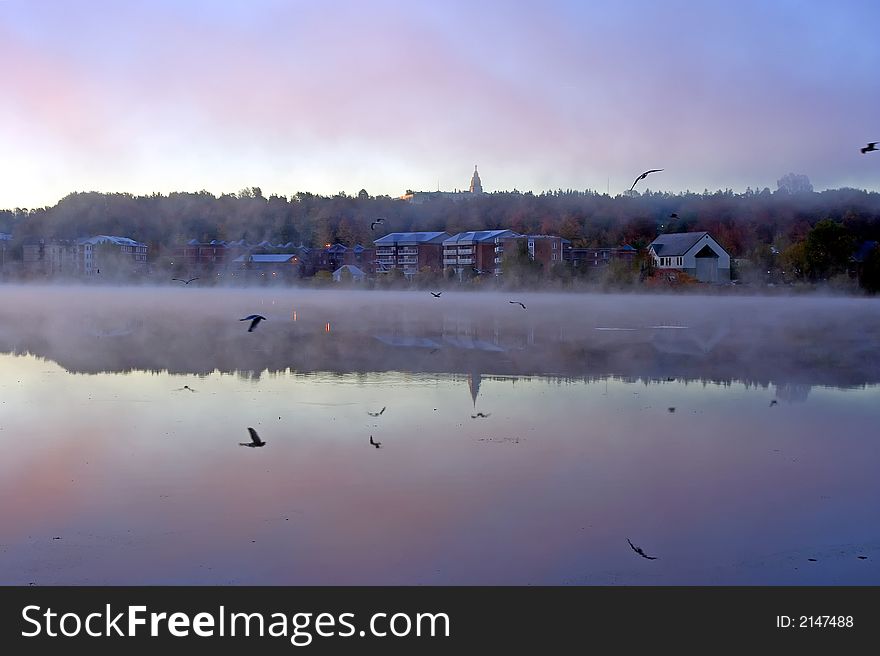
[566,244,638,269]
[178,239,235,271]
[521,234,566,270]
[648,231,730,282]
[77,235,148,275]
[0,232,10,270]
[21,235,148,277]
[22,239,78,276]
[232,253,304,279]
[400,166,485,204]
[443,230,520,277]
[317,243,376,275]
[374,232,451,277]
[332,265,367,282]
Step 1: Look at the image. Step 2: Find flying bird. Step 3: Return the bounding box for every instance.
[240,314,267,332]
[369,435,382,449]
[240,427,266,448]
[431,291,442,298]
[769,399,778,407]
[667,407,676,413]
[509,300,526,309]
[371,218,386,230]
[471,412,491,419]
[669,213,679,219]
[627,538,658,560]
[629,169,663,191]
[172,277,199,284]
[367,406,386,417]
[861,142,877,154]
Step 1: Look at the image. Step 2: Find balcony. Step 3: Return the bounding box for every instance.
[494,257,502,264]
[376,249,396,256]
[457,257,474,265]
[398,258,418,265]
[443,258,458,265]
[399,248,418,256]
[494,246,503,253]
[457,248,473,255]
[377,257,395,265]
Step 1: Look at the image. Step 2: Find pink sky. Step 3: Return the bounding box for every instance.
[1,0,879,208]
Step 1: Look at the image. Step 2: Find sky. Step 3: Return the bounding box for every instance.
[1,0,879,209]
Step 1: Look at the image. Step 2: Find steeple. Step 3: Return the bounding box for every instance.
[469,165,483,194]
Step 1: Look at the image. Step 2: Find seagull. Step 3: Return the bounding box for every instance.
[240,427,266,448]
[172,277,199,284]
[629,169,663,191]
[367,406,386,417]
[431,291,442,298]
[667,407,676,413]
[861,142,877,154]
[175,385,197,392]
[627,538,658,560]
[770,399,778,407]
[509,300,526,309]
[371,218,386,230]
[240,314,267,332]
[471,412,491,419]
[369,435,382,449]
[669,213,679,219]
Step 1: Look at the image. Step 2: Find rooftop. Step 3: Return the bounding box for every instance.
[444,230,520,245]
[649,232,711,256]
[374,232,450,245]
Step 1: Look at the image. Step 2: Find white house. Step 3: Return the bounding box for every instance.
[332,264,366,282]
[648,231,731,282]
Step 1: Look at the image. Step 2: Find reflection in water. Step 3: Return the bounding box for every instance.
[1,286,879,585]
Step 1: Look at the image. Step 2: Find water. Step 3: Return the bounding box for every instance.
[1,286,878,584]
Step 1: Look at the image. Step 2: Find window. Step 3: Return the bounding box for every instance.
[552,242,557,250]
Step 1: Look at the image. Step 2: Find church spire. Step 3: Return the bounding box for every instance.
[469,165,483,194]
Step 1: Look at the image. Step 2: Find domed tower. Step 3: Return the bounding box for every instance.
[469,165,483,194]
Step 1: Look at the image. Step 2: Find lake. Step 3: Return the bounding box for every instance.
[1,285,878,584]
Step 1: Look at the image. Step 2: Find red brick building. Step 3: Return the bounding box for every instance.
[373,232,450,277]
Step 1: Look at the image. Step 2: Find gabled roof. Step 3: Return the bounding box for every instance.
[333,264,366,276]
[374,232,450,245]
[78,235,146,247]
[649,231,710,256]
[443,230,520,245]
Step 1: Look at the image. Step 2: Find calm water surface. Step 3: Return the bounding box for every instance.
[1,286,878,584]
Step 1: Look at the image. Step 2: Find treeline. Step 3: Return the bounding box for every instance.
[2,184,880,285]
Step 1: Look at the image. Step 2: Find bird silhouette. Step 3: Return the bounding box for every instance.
[769,399,778,407]
[240,427,266,448]
[509,300,526,309]
[630,169,663,191]
[369,435,382,449]
[371,218,386,230]
[240,314,267,332]
[172,277,199,284]
[431,291,442,298]
[471,412,491,419]
[861,142,877,154]
[667,407,676,413]
[367,406,386,417]
[627,538,658,560]
[669,213,679,219]
[175,385,197,392]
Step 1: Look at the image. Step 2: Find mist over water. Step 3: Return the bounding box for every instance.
[1,286,878,584]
